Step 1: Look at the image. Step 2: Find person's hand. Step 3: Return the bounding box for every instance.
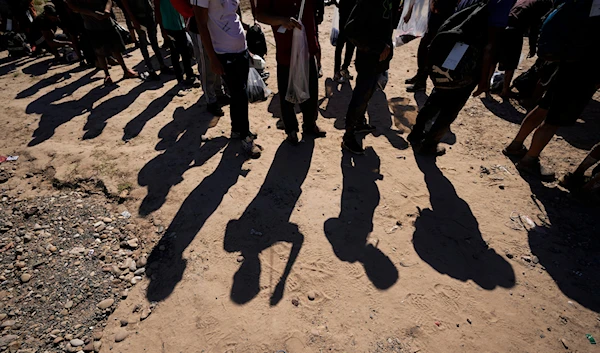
[281,17,302,30]
[210,58,225,76]
[379,44,391,62]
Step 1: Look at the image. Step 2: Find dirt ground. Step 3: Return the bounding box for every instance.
[1,5,599,353]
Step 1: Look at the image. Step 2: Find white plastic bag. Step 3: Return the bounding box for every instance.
[394,0,431,47]
[285,23,311,104]
[330,6,340,46]
[248,67,271,103]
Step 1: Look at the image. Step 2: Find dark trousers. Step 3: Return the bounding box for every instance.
[217,50,250,138]
[165,29,193,82]
[334,30,355,73]
[277,56,319,134]
[135,19,165,73]
[416,13,448,79]
[412,85,475,143]
[345,50,384,134]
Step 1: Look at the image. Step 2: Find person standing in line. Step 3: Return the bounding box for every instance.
[497,0,553,97]
[255,0,327,145]
[192,0,262,158]
[67,0,139,85]
[341,0,400,154]
[502,63,599,181]
[120,0,172,80]
[404,0,459,92]
[332,0,356,84]
[155,0,196,85]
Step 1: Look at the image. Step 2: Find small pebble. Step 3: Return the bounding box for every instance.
[97,298,115,309]
[307,291,316,301]
[115,330,129,342]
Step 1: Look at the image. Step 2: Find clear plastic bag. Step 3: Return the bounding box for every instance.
[330,6,340,46]
[285,23,311,104]
[248,67,271,104]
[394,0,431,47]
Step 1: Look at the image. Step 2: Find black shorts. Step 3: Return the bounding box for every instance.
[498,27,522,71]
[539,62,599,126]
[88,26,125,56]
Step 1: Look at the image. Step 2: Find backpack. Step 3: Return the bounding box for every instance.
[537,0,600,62]
[427,2,489,89]
[6,32,32,57]
[247,23,268,57]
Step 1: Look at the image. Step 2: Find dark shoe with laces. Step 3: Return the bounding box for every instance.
[516,157,556,182]
[207,103,225,117]
[231,131,258,140]
[342,135,365,155]
[303,124,327,138]
[559,172,586,191]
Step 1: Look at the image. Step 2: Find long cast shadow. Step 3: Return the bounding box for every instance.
[525,177,600,312]
[138,102,225,216]
[319,78,354,130]
[16,65,89,99]
[324,148,399,290]
[412,152,516,289]
[122,85,180,141]
[146,141,248,302]
[224,138,314,306]
[82,80,164,140]
[27,71,115,146]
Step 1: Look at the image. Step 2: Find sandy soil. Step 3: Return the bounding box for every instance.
[1,5,599,352]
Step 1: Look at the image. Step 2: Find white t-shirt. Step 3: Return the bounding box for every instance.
[191,0,247,54]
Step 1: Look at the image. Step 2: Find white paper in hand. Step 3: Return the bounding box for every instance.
[442,43,469,70]
[590,0,600,17]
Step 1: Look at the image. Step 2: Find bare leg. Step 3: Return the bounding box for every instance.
[574,143,600,176]
[501,69,515,97]
[96,53,112,84]
[506,106,548,150]
[524,122,559,158]
[112,50,138,78]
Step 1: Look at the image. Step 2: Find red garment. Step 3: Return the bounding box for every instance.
[256,0,320,66]
[170,0,193,19]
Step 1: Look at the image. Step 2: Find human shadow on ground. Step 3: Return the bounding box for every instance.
[16,65,89,99]
[122,85,181,141]
[145,141,248,302]
[27,71,116,146]
[318,78,354,130]
[224,138,314,306]
[412,152,516,289]
[137,102,226,216]
[267,92,300,130]
[324,148,399,290]
[523,177,600,312]
[0,55,38,76]
[482,96,600,151]
[81,80,164,140]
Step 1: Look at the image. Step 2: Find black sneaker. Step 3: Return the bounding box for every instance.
[342,136,365,155]
[160,66,175,75]
[242,137,262,159]
[407,81,426,92]
[355,123,376,134]
[147,71,160,81]
[303,124,327,138]
[405,74,425,85]
[516,157,556,182]
[207,103,225,117]
[502,144,528,158]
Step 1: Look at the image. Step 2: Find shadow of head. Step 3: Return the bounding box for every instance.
[324,147,399,290]
[412,153,516,290]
